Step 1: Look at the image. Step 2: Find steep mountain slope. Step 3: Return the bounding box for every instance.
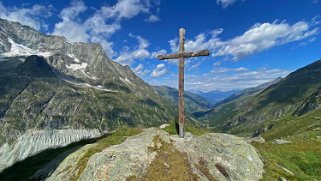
[252,105,321,181]
[198,59,321,136]
[153,85,212,113]
[194,77,281,128]
[219,77,282,105]
[0,18,175,171]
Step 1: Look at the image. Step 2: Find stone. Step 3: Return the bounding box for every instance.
[48,128,264,181]
[159,124,170,129]
[272,138,291,144]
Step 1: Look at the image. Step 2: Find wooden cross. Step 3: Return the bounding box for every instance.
[157,28,210,138]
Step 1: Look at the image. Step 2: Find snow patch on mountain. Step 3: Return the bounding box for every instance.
[0,38,52,58]
[66,62,88,71]
[61,77,118,92]
[67,53,80,63]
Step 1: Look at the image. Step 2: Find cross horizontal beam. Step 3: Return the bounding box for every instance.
[157,50,210,60]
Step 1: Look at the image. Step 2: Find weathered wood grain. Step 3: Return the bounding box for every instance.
[157,50,210,60]
[156,28,210,138]
[178,28,185,138]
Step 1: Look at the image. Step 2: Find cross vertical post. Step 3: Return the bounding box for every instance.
[157,28,210,138]
[178,28,185,138]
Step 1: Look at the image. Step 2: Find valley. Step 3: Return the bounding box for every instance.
[0,16,320,181]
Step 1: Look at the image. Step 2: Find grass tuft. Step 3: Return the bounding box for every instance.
[163,120,209,136]
[70,126,143,181]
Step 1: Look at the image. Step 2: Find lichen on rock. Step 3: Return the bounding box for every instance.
[48,128,264,181]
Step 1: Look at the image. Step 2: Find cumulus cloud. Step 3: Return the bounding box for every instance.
[0,2,52,30]
[152,49,167,57]
[98,0,149,20]
[169,20,318,60]
[115,34,151,65]
[52,1,88,42]
[52,0,159,57]
[216,0,243,8]
[149,66,289,91]
[186,67,289,91]
[133,63,150,76]
[217,21,318,59]
[145,14,160,22]
[151,63,168,77]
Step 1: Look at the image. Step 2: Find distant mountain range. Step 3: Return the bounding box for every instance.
[153,85,213,113]
[190,89,240,105]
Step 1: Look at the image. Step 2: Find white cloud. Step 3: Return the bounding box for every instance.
[152,49,167,57]
[115,34,151,65]
[129,33,150,49]
[52,0,159,57]
[0,2,52,30]
[216,0,243,8]
[145,14,160,23]
[98,0,149,20]
[211,67,232,73]
[188,61,202,71]
[235,67,248,71]
[312,15,321,25]
[133,63,149,76]
[169,20,319,60]
[151,63,168,77]
[60,0,86,21]
[210,66,248,73]
[213,61,222,66]
[185,67,289,91]
[150,67,289,91]
[216,21,318,59]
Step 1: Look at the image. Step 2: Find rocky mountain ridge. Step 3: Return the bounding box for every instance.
[0,18,175,171]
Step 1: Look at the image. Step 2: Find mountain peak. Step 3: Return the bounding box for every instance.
[20,55,54,77]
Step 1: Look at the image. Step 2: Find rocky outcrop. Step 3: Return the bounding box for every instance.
[293,86,321,116]
[0,18,156,95]
[0,129,101,172]
[48,128,264,181]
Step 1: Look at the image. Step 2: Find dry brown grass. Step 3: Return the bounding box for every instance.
[127,135,200,181]
[195,158,217,181]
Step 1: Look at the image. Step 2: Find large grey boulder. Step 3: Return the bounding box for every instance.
[48,128,264,181]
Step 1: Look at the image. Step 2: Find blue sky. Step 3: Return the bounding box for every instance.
[1,0,321,91]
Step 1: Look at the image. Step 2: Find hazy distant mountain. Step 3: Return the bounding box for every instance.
[191,89,240,105]
[153,85,213,113]
[0,18,175,171]
[218,77,282,105]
